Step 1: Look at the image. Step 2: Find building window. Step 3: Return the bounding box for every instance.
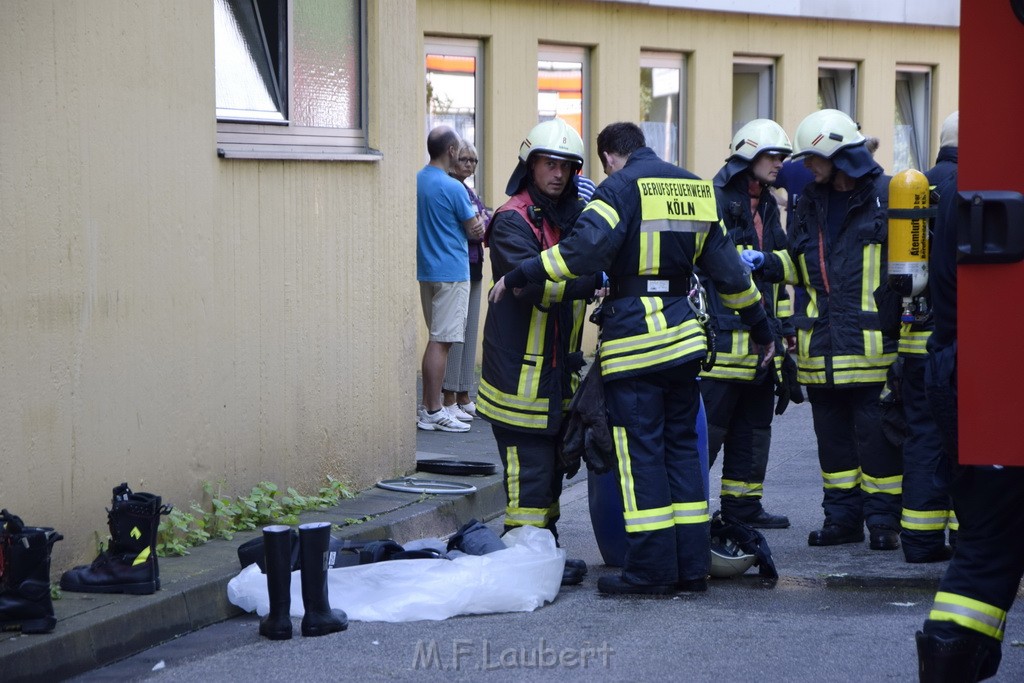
[894,66,932,171]
[214,0,371,160]
[818,61,858,118]
[425,38,483,190]
[538,44,589,165]
[733,57,776,134]
[640,52,687,166]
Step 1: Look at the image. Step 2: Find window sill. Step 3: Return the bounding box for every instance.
[217,146,383,161]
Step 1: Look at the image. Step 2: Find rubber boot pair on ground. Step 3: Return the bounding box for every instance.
[259,522,348,640]
[0,509,63,634]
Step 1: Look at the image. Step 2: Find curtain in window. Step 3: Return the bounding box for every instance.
[895,80,922,171]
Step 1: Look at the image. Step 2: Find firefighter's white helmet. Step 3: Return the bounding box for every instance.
[519,118,585,167]
[709,535,757,578]
[729,119,793,162]
[792,109,865,160]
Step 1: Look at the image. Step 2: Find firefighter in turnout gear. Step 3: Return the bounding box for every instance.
[477,117,600,586]
[701,118,797,529]
[879,166,956,564]
[491,122,773,595]
[916,168,1024,682]
[780,109,902,550]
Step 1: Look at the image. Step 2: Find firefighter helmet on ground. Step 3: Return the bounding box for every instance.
[709,533,758,578]
[792,108,865,160]
[505,118,585,195]
[729,119,793,162]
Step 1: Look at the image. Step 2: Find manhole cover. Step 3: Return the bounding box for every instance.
[376,477,478,494]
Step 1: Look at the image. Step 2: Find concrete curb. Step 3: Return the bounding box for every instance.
[0,470,506,683]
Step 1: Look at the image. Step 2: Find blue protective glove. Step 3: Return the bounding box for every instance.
[741,249,765,270]
[574,175,597,202]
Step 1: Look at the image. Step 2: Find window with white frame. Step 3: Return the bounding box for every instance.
[894,66,932,172]
[640,52,687,166]
[425,38,483,190]
[214,0,371,160]
[818,61,858,118]
[538,45,589,166]
[733,57,775,135]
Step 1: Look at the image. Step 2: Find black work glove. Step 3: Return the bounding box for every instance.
[503,266,528,290]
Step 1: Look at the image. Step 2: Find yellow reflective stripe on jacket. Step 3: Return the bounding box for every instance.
[898,326,932,355]
[822,468,861,490]
[540,245,574,281]
[861,244,881,312]
[672,501,709,525]
[641,296,668,333]
[929,592,1007,641]
[721,479,764,498]
[901,508,951,531]
[518,308,548,398]
[862,472,902,495]
[948,511,959,531]
[775,290,793,318]
[638,231,658,274]
[774,248,798,285]
[476,378,548,429]
[600,319,705,377]
[718,281,762,309]
[540,280,568,307]
[584,199,619,230]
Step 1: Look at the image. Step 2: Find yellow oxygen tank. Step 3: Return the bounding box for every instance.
[888,169,931,321]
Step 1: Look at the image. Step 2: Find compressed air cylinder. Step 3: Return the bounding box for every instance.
[887,169,931,299]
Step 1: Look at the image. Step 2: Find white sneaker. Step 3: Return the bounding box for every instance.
[417,406,470,432]
[445,403,474,422]
[458,401,478,418]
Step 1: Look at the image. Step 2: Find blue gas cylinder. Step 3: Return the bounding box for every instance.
[588,393,709,567]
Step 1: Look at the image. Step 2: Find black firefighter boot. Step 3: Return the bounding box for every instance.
[916,630,1000,682]
[259,525,294,640]
[0,509,63,634]
[298,522,347,637]
[60,483,171,595]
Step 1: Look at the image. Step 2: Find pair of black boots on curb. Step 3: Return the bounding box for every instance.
[807,523,901,550]
[0,509,63,634]
[259,522,348,640]
[60,483,171,595]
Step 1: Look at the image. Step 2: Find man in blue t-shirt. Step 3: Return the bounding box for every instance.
[416,126,483,432]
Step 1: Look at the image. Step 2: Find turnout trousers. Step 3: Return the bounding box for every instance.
[806,385,902,531]
[922,465,1024,673]
[900,356,956,560]
[491,424,563,538]
[700,377,775,519]
[604,361,709,585]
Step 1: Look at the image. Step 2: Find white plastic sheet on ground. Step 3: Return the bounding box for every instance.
[227,525,565,622]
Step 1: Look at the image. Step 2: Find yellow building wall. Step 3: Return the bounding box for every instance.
[0,1,421,571]
[419,0,958,361]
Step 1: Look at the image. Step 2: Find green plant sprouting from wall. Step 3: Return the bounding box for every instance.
[155,477,354,557]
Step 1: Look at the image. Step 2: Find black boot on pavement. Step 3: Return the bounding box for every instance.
[906,545,954,564]
[0,510,63,634]
[259,525,294,640]
[735,509,791,529]
[60,483,170,595]
[562,558,588,586]
[807,524,864,546]
[916,630,1000,682]
[597,575,675,596]
[868,525,900,550]
[298,522,348,637]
